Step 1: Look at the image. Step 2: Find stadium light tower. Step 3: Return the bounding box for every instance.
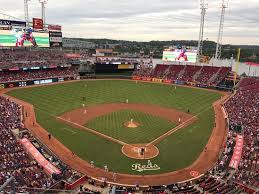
[39,0,48,27]
[215,0,229,59]
[24,0,30,25]
[197,0,208,63]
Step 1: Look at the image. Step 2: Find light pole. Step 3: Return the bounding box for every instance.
[24,0,30,26]
[215,0,229,59]
[197,0,208,63]
[39,0,48,28]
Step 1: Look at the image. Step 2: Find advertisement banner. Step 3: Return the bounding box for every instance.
[0,19,26,27]
[152,78,163,83]
[132,76,141,80]
[163,79,172,84]
[20,138,61,175]
[187,81,197,86]
[118,64,134,69]
[142,77,152,81]
[64,53,81,58]
[2,77,73,88]
[50,41,62,47]
[245,62,259,67]
[34,79,53,85]
[50,36,62,42]
[0,29,49,47]
[49,31,62,42]
[49,31,62,47]
[229,135,243,170]
[33,18,43,30]
[48,25,62,31]
[163,49,197,63]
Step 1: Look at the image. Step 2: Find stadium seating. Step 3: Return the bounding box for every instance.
[0,97,55,191]
[133,66,153,78]
[0,67,78,83]
[178,65,202,82]
[197,176,243,194]
[194,66,221,85]
[0,96,89,193]
[0,49,66,69]
[211,67,232,85]
[152,64,170,78]
[0,49,79,84]
[137,64,231,87]
[224,77,259,188]
[165,65,185,81]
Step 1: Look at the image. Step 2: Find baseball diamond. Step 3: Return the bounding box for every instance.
[4,79,229,186]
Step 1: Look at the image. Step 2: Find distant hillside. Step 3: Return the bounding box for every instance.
[64,38,259,62]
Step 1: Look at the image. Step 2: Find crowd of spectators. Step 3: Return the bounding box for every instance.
[152,64,169,78]
[132,65,153,78]
[109,182,201,194]
[164,65,185,81]
[109,176,244,194]
[95,57,138,64]
[194,66,221,85]
[211,67,232,86]
[224,77,259,188]
[197,176,243,194]
[0,96,90,193]
[0,49,67,69]
[0,67,78,83]
[0,97,55,192]
[178,65,202,82]
[134,64,231,86]
[0,49,80,84]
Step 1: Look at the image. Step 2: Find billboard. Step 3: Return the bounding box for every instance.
[49,31,62,47]
[162,48,197,63]
[64,53,81,58]
[118,64,135,69]
[48,25,62,31]
[0,29,50,47]
[33,18,43,30]
[229,135,243,170]
[0,19,26,30]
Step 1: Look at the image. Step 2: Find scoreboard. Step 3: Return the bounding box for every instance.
[95,62,136,73]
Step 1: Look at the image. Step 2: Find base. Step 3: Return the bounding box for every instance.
[122,144,159,160]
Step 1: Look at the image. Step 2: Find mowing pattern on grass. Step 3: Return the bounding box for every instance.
[86,110,177,144]
[7,80,222,174]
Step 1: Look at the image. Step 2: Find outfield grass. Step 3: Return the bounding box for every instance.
[86,110,177,144]
[8,80,222,175]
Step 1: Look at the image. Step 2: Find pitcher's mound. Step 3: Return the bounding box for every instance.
[124,121,140,128]
[122,144,159,160]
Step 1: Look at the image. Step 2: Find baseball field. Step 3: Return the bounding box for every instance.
[7,80,223,176]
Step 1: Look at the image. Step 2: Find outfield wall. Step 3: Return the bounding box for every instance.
[1,74,232,93]
[1,76,79,88]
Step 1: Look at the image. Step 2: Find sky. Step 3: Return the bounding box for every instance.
[0,0,258,45]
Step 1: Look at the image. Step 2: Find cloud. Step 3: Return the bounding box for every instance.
[0,0,258,45]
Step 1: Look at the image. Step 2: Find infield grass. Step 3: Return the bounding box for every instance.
[86,110,177,144]
[7,80,222,175]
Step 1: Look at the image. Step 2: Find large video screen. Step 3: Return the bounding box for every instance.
[163,48,197,63]
[0,29,49,47]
